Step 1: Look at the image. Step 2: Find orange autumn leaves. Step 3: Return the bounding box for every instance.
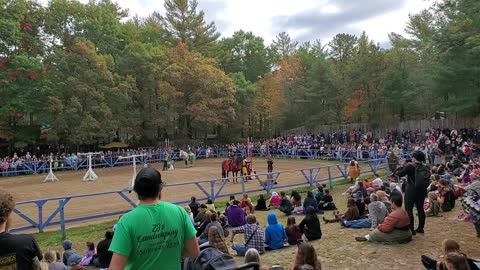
[256,56,301,127]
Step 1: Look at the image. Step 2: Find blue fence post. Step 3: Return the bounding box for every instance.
[59,200,66,240]
[209,180,216,201]
[241,176,246,194]
[327,166,333,188]
[34,200,47,233]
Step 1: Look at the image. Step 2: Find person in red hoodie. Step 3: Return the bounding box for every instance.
[355,193,412,244]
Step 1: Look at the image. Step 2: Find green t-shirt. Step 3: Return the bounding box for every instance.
[109,202,196,270]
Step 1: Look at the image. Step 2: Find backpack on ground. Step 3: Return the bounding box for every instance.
[183,245,256,270]
[414,163,431,190]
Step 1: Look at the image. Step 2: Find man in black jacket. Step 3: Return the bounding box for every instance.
[395,151,430,235]
[0,190,43,269]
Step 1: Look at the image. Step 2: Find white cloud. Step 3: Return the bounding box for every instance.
[37,0,432,46]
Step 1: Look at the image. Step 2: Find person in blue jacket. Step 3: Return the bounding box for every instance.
[265,212,286,250]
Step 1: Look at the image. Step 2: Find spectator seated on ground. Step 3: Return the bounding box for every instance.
[428,175,441,192]
[94,229,114,268]
[0,190,43,269]
[299,206,322,241]
[196,210,213,237]
[264,213,287,250]
[244,248,268,270]
[255,194,268,211]
[198,213,224,245]
[285,216,302,246]
[81,241,95,266]
[438,179,456,212]
[230,214,265,256]
[279,192,294,216]
[303,191,321,214]
[421,239,480,270]
[227,200,246,228]
[389,182,403,197]
[323,198,359,224]
[219,214,230,237]
[291,191,303,215]
[426,192,441,217]
[62,240,77,265]
[355,193,412,244]
[292,243,322,270]
[44,250,66,270]
[67,253,84,270]
[206,199,216,213]
[344,193,388,229]
[371,174,383,190]
[189,196,200,219]
[318,189,336,211]
[184,205,195,225]
[194,204,208,225]
[376,191,392,213]
[199,226,229,254]
[311,183,324,201]
[268,192,281,208]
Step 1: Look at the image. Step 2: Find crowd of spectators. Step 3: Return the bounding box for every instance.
[1,126,480,269]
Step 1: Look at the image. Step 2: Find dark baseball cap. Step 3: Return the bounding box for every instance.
[133,168,163,199]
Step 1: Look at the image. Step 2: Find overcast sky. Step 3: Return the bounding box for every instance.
[42,0,433,47]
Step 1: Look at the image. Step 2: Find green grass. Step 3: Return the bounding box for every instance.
[33,173,375,253]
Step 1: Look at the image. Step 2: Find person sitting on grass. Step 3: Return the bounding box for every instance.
[184,205,195,225]
[198,212,224,245]
[355,193,412,244]
[62,240,77,265]
[199,226,229,254]
[94,229,114,268]
[285,217,302,246]
[426,192,441,217]
[67,253,84,270]
[255,194,268,211]
[299,206,322,241]
[303,191,321,214]
[81,241,95,266]
[291,191,303,215]
[244,248,268,270]
[421,239,480,270]
[343,193,388,229]
[227,200,246,228]
[269,192,281,209]
[376,190,392,213]
[318,189,336,211]
[189,196,200,218]
[264,212,287,250]
[323,198,359,224]
[194,204,208,224]
[438,179,456,212]
[279,192,294,216]
[44,250,66,270]
[231,214,265,256]
[292,242,322,270]
[206,198,216,213]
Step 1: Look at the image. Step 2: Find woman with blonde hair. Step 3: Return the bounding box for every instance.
[43,250,66,270]
[292,243,322,270]
[204,226,229,254]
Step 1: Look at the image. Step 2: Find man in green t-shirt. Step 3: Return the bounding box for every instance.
[109,168,199,270]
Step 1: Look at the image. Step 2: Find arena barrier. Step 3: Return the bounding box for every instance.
[0,147,406,177]
[10,158,389,238]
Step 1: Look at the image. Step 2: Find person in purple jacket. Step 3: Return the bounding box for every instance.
[226,200,246,228]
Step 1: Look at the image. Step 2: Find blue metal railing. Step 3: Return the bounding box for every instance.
[1,148,403,177]
[10,158,389,238]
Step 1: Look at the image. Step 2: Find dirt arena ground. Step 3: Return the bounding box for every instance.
[1,158,341,230]
[2,158,480,269]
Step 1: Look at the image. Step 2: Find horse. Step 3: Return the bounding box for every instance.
[221,157,243,183]
[180,150,188,167]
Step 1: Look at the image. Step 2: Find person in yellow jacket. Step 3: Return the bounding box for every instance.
[348,160,360,183]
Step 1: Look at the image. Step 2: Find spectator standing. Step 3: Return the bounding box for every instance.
[395,151,430,235]
[108,168,199,270]
[0,189,43,269]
